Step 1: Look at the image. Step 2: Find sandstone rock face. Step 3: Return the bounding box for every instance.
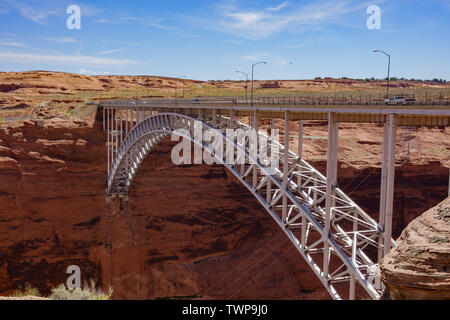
[380,197,450,300]
[0,118,448,299]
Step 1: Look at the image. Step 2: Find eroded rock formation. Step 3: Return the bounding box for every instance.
[380,197,450,299]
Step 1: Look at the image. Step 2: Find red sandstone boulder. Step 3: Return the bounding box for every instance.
[380,197,450,299]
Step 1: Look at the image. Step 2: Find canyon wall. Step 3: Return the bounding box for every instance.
[0,118,448,299]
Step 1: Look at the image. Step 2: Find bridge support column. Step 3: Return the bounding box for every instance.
[297,120,304,191]
[120,109,123,143]
[282,112,290,223]
[107,108,110,176]
[323,113,339,278]
[125,108,128,136]
[378,118,389,265]
[298,120,303,159]
[115,108,119,155]
[253,110,258,188]
[266,119,275,204]
[383,114,397,257]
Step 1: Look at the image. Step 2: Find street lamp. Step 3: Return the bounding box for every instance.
[251,61,267,106]
[236,70,249,102]
[373,50,391,99]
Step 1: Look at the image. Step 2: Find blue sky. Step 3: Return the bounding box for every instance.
[0,0,449,80]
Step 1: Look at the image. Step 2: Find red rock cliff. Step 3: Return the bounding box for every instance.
[0,118,448,299]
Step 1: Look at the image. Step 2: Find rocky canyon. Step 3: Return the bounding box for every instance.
[0,113,448,299]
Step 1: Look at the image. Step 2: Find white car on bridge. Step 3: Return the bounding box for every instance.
[385,96,416,105]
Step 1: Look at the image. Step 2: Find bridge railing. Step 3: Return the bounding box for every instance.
[100,95,450,107]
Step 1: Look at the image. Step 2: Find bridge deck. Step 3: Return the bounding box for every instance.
[100,98,450,126]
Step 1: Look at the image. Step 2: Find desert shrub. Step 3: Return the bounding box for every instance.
[50,281,113,300]
[11,284,41,297]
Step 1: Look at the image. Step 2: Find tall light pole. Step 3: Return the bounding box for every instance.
[373,50,391,99]
[252,61,267,106]
[236,70,249,102]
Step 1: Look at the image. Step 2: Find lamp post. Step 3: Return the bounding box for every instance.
[251,61,267,106]
[373,50,391,99]
[236,70,249,102]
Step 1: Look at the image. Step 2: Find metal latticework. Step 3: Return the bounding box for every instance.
[102,104,396,300]
[100,98,450,300]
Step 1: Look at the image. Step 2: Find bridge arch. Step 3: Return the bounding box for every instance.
[106,111,383,300]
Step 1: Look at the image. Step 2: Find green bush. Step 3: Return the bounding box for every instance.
[49,281,113,300]
[11,284,41,297]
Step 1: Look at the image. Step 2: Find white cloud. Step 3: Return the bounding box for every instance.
[146,22,178,30]
[225,39,243,44]
[79,68,96,75]
[0,52,136,66]
[224,11,268,27]
[45,37,78,43]
[95,13,178,30]
[266,1,289,12]
[198,0,384,39]
[242,52,270,61]
[0,41,26,47]
[97,18,111,23]
[1,0,58,24]
[99,48,125,55]
[243,55,257,61]
[1,0,101,24]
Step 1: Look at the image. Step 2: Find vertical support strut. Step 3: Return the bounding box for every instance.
[253,109,258,188]
[267,119,275,204]
[323,112,339,279]
[378,118,389,264]
[107,108,110,177]
[115,108,118,155]
[384,114,397,257]
[137,106,140,124]
[282,111,290,223]
[125,107,128,136]
[120,108,123,142]
[297,120,304,192]
[298,120,303,159]
[298,120,307,248]
[111,108,114,164]
[102,107,105,131]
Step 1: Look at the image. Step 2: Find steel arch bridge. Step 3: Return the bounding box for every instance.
[104,110,388,301]
[100,97,450,300]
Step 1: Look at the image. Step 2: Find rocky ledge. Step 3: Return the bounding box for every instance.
[380,197,450,299]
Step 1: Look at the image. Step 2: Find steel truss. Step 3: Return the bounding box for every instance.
[105,109,393,300]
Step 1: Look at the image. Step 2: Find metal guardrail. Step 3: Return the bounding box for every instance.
[100,95,450,107]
